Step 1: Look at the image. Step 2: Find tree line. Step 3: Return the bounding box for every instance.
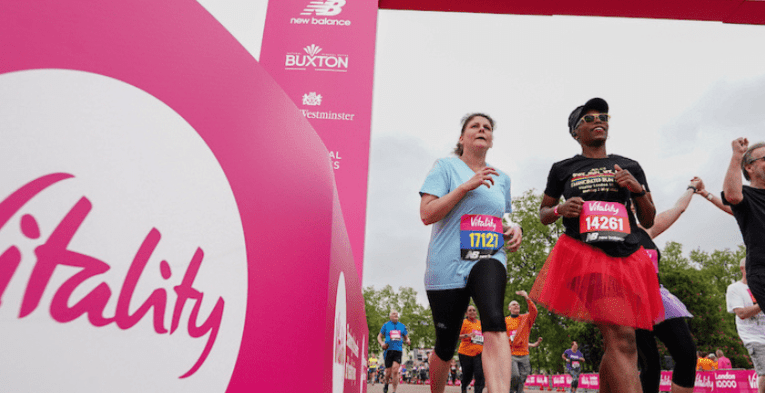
[365,190,748,373]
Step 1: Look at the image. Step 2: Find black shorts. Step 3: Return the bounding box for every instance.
[384,350,403,368]
[427,259,508,361]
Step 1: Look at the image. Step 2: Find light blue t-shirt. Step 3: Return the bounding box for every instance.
[419,157,512,290]
[380,320,408,352]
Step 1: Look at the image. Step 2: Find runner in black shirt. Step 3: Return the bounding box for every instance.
[530,98,663,393]
[723,138,765,307]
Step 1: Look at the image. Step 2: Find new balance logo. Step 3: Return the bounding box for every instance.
[301,0,345,16]
[465,251,480,259]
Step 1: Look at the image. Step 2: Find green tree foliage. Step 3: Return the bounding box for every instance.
[363,285,434,357]
[658,242,748,368]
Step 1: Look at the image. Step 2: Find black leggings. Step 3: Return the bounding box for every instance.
[427,259,507,361]
[748,272,765,309]
[459,353,485,393]
[636,318,697,392]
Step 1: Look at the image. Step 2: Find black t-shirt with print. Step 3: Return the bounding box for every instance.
[545,154,650,258]
[723,186,765,275]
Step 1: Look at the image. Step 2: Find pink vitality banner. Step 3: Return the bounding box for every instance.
[548,373,600,389]
[259,0,378,276]
[690,370,758,393]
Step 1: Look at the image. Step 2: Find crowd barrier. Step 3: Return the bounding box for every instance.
[524,370,758,392]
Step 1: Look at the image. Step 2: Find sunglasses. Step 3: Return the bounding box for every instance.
[575,113,610,129]
[581,113,610,123]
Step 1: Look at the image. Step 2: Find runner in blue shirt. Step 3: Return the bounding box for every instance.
[377,310,411,393]
[420,112,523,393]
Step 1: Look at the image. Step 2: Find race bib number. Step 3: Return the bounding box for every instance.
[471,330,484,345]
[644,249,659,273]
[390,330,402,341]
[572,361,580,368]
[579,201,630,243]
[509,329,517,342]
[460,214,504,260]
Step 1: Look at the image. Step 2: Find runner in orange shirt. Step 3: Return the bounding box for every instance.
[696,352,717,371]
[506,290,542,393]
[458,305,485,393]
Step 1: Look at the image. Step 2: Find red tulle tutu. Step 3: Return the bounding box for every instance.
[530,234,663,330]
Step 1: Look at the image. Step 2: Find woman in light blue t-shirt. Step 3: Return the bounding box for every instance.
[419,113,523,393]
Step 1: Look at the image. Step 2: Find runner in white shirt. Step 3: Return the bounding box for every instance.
[726,257,765,393]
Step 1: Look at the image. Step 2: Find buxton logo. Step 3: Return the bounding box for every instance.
[285,45,349,72]
[0,173,224,379]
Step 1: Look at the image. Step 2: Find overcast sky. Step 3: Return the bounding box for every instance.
[202,1,765,306]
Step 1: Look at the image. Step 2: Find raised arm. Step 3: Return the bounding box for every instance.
[645,178,697,238]
[694,178,734,216]
[520,290,538,321]
[723,138,748,205]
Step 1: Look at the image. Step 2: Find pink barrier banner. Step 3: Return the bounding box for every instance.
[535,370,760,392]
[525,374,549,387]
[259,0,379,277]
[579,373,600,390]
[693,370,759,393]
[552,374,573,388]
[548,373,599,389]
[661,371,674,391]
[0,1,366,392]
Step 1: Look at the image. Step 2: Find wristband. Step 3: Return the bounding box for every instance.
[687,185,697,192]
[553,205,561,217]
[633,188,647,198]
[706,193,714,201]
